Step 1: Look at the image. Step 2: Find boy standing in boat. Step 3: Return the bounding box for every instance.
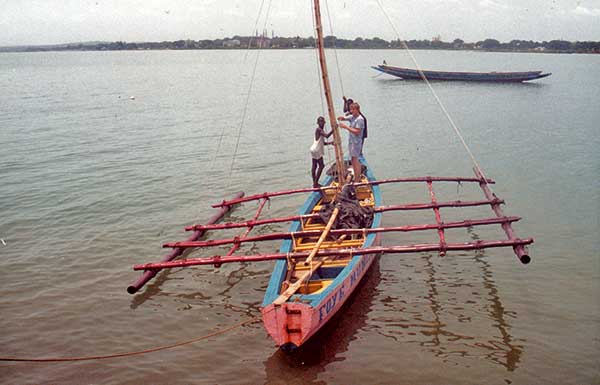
[337,103,365,183]
[310,116,333,188]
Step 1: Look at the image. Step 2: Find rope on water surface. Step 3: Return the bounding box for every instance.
[0,316,261,363]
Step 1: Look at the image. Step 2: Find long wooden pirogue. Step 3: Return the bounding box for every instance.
[128,0,533,351]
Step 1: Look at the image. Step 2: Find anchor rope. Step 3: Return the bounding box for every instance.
[0,316,261,363]
[375,0,493,190]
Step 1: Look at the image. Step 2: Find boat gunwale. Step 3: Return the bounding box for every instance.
[261,156,382,308]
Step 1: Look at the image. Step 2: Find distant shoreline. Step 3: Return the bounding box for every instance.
[1,36,599,54]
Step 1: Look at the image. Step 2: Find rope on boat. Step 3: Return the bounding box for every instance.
[243,0,267,62]
[375,0,494,191]
[311,0,336,165]
[311,3,326,117]
[0,316,261,363]
[211,0,268,174]
[226,0,273,186]
[324,0,346,97]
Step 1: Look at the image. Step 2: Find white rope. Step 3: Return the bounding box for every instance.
[244,0,267,61]
[211,0,267,170]
[311,1,326,116]
[324,0,345,97]
[375,0,492,189]
[227,0,273,186]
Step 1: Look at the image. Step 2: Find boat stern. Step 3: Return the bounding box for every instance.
[261,302,316,348]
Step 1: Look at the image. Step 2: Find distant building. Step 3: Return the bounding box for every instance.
[223,39,241,48]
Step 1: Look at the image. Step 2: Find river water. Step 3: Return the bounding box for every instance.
[0,49,598,384]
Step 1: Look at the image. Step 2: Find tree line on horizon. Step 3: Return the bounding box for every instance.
[3,35,599,53]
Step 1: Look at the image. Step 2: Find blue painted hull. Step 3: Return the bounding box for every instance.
[261,157,382,349]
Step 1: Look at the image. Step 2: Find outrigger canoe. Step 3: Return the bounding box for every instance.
[372,64,552,82]
[128,0,534,354]
[261,157,381,351]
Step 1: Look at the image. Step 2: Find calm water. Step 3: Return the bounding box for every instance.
[0,49,598,384]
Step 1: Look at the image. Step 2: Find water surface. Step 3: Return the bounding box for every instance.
[0,49,598,384]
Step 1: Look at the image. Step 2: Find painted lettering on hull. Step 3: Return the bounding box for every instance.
[317,255,372,323]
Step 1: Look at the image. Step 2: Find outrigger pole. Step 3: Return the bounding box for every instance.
[313,0,346,185]
[211,176,495,208]
[126,191,244,294]
[134,238,533,271]
[167,216,521,249]
[188,198,506,232]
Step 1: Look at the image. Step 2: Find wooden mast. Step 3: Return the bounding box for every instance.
[313,0,345,185]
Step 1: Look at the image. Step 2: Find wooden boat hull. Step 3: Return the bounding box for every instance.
[261,157,382,350]
[372,64,551,82]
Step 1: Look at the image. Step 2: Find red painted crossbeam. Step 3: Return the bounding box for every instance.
[211,176,496,208]
[166,216,521,249]
[134,238,533,271]
[187,198,504,232]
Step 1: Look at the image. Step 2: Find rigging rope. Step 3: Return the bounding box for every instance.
[324,0,346,97]
[0,316,261,363]
[375,0,492,189]
[211,0,267,171]
[227,0,273,186]
[312,0,333,165]
[311,2,326,116]
[244,0,267,61]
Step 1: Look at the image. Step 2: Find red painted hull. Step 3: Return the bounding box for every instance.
[261,235,380,349]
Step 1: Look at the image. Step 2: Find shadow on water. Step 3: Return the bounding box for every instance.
[415,226,523,372]
[129,211,247,309]
[263,259,382,385]
[376,77,547,89]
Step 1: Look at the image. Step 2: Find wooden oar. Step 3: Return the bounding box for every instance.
[303,207,339,266]
[273,259,327,305]
[273,207,339,305]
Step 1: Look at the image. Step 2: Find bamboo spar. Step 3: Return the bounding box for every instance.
[210,176,495,208]
[166,216,522,249]
[191,197,504,232]
[313,0,345,185]
[474,168,532,264]
[134,238,534,271]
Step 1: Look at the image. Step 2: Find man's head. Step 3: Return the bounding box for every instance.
[317,116,325,128]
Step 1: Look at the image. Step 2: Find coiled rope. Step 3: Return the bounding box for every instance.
[0,316,261,363]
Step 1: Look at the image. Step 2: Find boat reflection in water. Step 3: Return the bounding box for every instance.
[374,226,523,372]
[263,259,382,384]
[263,238,523,382]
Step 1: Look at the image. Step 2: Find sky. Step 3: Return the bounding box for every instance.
[1,0,599,47]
